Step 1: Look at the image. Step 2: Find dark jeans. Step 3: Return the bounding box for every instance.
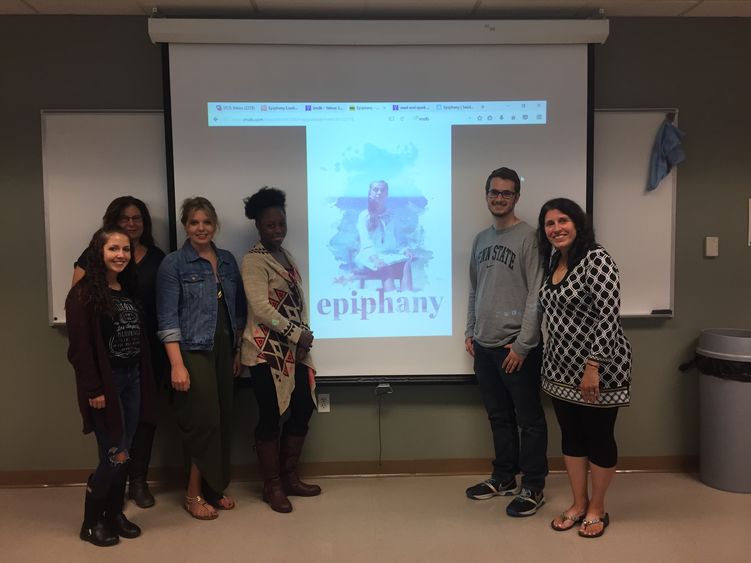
[474,342,548,491]
[250,362,315,441]
[90,365,140,498]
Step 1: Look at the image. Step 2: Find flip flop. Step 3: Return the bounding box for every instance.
[551,511,586,532]
[578,513,610,538]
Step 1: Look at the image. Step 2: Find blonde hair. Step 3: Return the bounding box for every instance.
[180,197,219,229]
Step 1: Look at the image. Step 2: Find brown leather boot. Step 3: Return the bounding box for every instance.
[280,433,322,497]
[255,438,292,513]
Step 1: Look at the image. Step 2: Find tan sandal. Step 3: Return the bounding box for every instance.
[184,495,218,520]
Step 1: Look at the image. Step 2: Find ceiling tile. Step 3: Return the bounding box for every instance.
[584,1,701,17]
[0,0,36,14]
[686,0,751,17]
[254,0,476,16]
[144,0,258,17]
[25,0,145,15]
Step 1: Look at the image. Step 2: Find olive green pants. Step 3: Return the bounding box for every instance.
[173,303,234,494]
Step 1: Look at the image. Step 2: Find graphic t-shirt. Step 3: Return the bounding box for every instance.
[101,289,141,368]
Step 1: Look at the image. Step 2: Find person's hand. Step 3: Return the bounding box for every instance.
[580,363,600,403]
[464,337,475,357]
[502,345,526,373]
[171,364,191,392]
[88,394,106,409]
[297,329,314,362]
[298,329,314,350]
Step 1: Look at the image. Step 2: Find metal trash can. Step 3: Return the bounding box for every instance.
[696,328,751,493]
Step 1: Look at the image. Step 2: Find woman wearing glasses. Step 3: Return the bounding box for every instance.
[72,196,165,508]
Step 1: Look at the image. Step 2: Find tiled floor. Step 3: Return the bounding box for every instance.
[2,473,749,562]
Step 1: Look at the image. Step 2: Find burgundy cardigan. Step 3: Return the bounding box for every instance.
[65,285,156,443]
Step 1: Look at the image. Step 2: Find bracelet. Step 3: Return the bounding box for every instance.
[586,361,599,367]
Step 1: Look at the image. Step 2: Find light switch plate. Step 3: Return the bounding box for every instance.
[705,236,719,258]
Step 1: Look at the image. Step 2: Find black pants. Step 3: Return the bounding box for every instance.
[250,362,315,441]
[250,363,315,440]
[552,397,619,468]
[474,343,548,491]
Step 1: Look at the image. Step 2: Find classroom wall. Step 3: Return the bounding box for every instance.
[1,16,749,476]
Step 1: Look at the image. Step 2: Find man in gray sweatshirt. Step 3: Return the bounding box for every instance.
[465,166,548,517]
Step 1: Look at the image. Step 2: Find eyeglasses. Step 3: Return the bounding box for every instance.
[486,189,517,200]
[119,215,143,224]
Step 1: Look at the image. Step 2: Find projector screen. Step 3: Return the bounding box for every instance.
[166,29,591,379]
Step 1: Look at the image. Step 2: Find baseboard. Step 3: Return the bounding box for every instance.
[0,456,698,487]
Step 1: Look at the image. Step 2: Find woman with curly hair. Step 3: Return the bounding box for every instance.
[72,196,165,508]
[241,187,320,513]
[66,227,156,546]
[537,198,632,539]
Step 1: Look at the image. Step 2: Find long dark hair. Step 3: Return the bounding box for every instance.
[537,198,597,275]
[73,227,137,317]
[102,196,155,247]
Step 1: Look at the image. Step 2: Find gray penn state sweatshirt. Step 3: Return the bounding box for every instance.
[465,221,544,357]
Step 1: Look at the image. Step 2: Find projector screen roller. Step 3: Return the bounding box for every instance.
[167,37,589,378]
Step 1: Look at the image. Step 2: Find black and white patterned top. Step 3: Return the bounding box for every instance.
[539,246,631,407]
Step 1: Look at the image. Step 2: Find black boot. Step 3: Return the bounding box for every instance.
[106,466,141,539]
[80,482,119,547]
[128,422,156,508]
[280,433,322,497]
[256,437,292,513]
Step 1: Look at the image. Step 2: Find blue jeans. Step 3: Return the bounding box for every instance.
[89,365,140,498]
[474,342,548,491]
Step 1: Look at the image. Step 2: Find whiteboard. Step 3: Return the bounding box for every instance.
[41,111,169,325]
[593,110,676,318]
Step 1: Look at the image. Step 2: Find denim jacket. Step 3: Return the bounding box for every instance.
[156,240,246,351]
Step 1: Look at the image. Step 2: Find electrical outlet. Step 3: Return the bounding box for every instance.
[318,393,330,413]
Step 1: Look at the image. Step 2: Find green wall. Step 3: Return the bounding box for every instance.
[1,16,748,473]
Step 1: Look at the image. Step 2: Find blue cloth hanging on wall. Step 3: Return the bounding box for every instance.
[648,118,685,191]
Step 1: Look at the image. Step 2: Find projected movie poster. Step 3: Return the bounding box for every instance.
[306,122,452,339]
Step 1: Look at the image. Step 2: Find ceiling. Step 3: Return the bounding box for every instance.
[2,0,751,18]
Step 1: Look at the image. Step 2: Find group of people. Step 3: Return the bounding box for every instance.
[465,167,632,539]
[66,189,319,547]
[65,166,631,547]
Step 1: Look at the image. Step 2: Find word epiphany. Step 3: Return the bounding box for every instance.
[316,289,444,321]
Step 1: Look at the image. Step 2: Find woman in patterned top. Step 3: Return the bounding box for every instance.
[537,198,631,539]
[241,186,319,513]
[66,227,156,546]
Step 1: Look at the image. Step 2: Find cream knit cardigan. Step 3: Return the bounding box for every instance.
[240,242,316,414]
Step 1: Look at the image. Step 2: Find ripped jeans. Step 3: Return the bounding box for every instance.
[89,365,141,498]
